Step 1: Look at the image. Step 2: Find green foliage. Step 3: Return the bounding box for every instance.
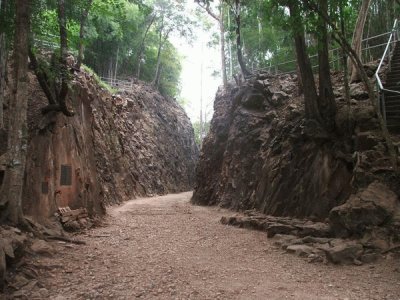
[82,64,117,93]
[192,120,210,147]
[29,0,187,98]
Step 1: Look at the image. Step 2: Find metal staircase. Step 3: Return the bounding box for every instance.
[376,19,400,132]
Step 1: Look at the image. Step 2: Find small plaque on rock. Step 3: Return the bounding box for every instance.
[41,181,49,194]
[60,165,72,186]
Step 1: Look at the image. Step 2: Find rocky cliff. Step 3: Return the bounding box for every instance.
[192,71,400,238]
[3,69,198,224]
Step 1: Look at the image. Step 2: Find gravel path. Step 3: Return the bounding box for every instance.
[17,192,400,299]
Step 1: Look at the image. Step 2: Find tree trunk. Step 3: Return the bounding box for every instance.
[234,0,251,77]
[0,0,7,129]
[57,0,74,116]
[155,64,163,88]
[349,0,371,82]
[289,2,321,122]
[301,0,398,169]
[0,0,30,225]
[76,0,93,70]
[219,1,227,87]
[153,22,170,86]
[196,0,228,86]
[339,0,351,133]
[317,0,336,131]
[153,32,163,85]
[136,14,155,79]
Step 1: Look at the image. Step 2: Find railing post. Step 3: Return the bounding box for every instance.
[382,92,387,125]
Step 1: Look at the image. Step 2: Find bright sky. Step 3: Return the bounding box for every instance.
[170,2,221,123]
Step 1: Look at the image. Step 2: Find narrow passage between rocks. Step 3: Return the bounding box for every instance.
[23,192,400,300]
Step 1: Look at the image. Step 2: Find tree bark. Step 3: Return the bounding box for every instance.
[317,0,336,131]
[153,26,164,85]
[76,0,93,70]
[219,1,227,87]
[234,0,251,77]
[0,0,7,129]
[196,0,228,87]
[289,2,321,122]
[349,0,371,82]
[57,0,74,116]
[301,0,398,169]
[136,14,156,79]
[339,0,351,133]
[0,0,30,225]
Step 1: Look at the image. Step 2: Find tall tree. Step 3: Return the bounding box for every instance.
[349,0,371,82]
[0,0,31,225]
[151,0,193,87]
[317,0,336,131]
[301,0,398,168]
[29,0,75,116]
[288,0,321,123]
[76,0,94,70]
[136,13,156,79]
[0,0,8,129]
[196,0,228,87]
[231,0,251,77]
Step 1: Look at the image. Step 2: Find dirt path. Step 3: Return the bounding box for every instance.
[15,192,400,299]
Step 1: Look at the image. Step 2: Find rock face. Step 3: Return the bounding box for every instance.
[18,70,198,222]
[192,75,353,219]
[193,72,400,235]
[330,181,399,236]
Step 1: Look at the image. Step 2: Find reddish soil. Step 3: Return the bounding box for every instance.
[10,192,400,300]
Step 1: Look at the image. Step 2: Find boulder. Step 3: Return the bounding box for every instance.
[266,223,296,238]
[323,240,364,264]
[286,244,315,257]
[350,82,369,100]
[271,91,289,106]
[0,248,5,289]
[355,132,379,151]
[30,240,55,257]
[241,90,266,110]
[329,181,399,235]
[297,222,331,238]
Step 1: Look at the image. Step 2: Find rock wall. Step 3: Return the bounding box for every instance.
[192,73,399,223]
[19,71,197,223]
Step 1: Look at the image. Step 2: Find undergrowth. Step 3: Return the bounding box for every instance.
[82,65,117,94]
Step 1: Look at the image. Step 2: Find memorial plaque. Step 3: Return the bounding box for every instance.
[41,181,49,194]
[60,165,72,186]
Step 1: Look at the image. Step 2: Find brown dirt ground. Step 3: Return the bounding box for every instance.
[7,192,400,300]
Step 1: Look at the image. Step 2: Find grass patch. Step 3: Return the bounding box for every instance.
[82,65,117,94]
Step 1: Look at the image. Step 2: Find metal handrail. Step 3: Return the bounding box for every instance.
[253,26,398,76]
[375,19,400,125]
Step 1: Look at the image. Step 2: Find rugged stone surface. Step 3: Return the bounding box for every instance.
[15,70,198,223]
[0,226,29,288]
[193,71,400,241]
[330,181,399,236]
[192,74,354,219]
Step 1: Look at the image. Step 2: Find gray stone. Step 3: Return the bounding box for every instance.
[286,244,315,257]
[30,239,55,256]
[302,236,332,244]
[266,223,296,238]
[360,252,380,263]
[0,248,5,289]
[330,181,399,235]
[350,82,369,100]
[323,241,364,264]
[297,222,331,238]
